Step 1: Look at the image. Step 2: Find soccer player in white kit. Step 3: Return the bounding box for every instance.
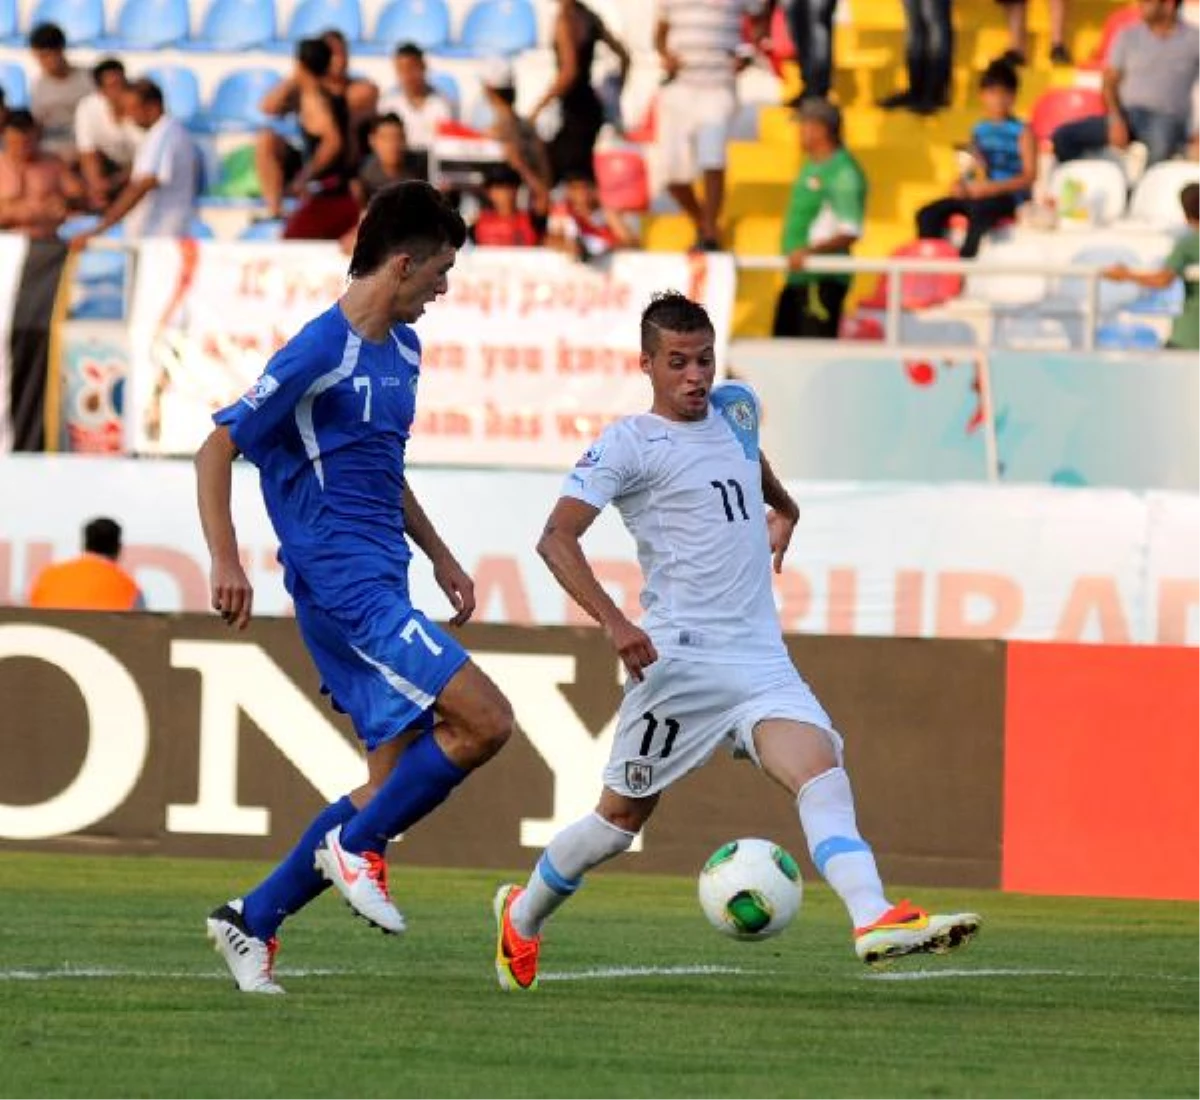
[493,292,981,989]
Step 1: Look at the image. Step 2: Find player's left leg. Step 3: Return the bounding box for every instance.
[751,716,980,965]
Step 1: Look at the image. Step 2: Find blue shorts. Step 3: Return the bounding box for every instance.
[294,596,469,751]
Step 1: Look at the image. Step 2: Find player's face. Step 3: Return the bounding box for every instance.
[644,329,716,422]
[392,245,456,322]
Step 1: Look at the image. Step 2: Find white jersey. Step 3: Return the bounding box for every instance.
[563,381,785,664]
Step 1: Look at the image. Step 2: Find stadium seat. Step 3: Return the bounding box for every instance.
[594,146,649,212]
[1080,3,1140,71]
[269,0,363,49]
[623,97,657,143]
[359,0,451,54]
[92,0,188,48]
[1061,245,1143,313]
[238,216,285,239]
[0,0,20,44]
[858,238,963,310]
[1030,87,1105,146]
[191,68,282,132]
[1095,321,1164,350]
[186,216,216,238]
[0,60,28,107]
[434,0,537,58]
[1049,159,1129,226]
[1128,160,1200,228]
[839,312,885,341]
[28,0,106,43]
[143,65,201,124]
[180,0,276,51]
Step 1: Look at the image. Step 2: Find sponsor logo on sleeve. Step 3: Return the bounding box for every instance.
[240,374,280,411]
[575,442,605,469]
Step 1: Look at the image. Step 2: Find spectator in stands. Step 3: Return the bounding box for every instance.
[379,43,454,180]
[773,98,866,338]
[1102,182,1199,350]
[480,60,552,211]
[28,517,144,611]
[531,0,631,184]
[470,164,546,247]
[0,109,80,239]
[75,58,141,213]
[322,28,380,127]
[69,79,198,242]
[28,22,92,162]
[878,0,953,115]
[545,168,638,261]
[914,59,1034,258]
[656,0,770,252]
[353,113,413,207]
[1051,0,1198,170]
[257,37,357,235]
[994,0,1072,67]
[768,0,839,104]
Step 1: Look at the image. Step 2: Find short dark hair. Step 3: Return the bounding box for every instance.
[321,27,347,47]
[640,291,714,355]
[4,108,37,133]
[1182,182,1199,222]
[128,78,163,109]
[297,36,334,77]
[92,57,125,86]
[83,517,122,559]
[367,111,405,138]
[980,58,1019,94]
[562,167,597,186]
[483,163,522,189]
[395,41,425,63]
[348,180,466,279]
[29,21,66,49]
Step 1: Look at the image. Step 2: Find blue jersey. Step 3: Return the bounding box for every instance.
[214,303,422,612]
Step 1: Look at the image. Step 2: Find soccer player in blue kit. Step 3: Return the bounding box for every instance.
[196,181,515,994]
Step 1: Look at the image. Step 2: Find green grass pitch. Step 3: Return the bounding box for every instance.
[0,852,1195,1098]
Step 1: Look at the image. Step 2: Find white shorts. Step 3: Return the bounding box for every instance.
[603,654,843,799]
[658,82,737,183]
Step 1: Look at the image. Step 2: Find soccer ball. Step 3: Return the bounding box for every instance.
[698,838,803,941]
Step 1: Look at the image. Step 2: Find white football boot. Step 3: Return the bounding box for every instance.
[313,825,406,934]
[206,899,285,994]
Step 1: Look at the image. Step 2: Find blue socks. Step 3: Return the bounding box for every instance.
[340,732,468,855]
[242,795,358,940]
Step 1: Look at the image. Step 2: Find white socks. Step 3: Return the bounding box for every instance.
[510,812,637,938]
[796,767,891,929]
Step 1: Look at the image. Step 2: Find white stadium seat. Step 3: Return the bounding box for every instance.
[1127,160,1200,229]
[1049,159,1129,227]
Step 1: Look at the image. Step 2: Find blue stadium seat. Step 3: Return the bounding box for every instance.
[238,216,284,239]
[180,0,276,51]
[1063,246,1143,314]
[358,0,450,54]
[435,0,536,58]
[268,0,362,49]
[28,0,106,43]
[0,60,28,107]
[1095,321,1164,351]
[143,64,201,123]
[93,0,188,48]
[187,216,216,238]
[0,0,21,44]
[191,68,283,132]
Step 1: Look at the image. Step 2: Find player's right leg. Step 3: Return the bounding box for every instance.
[495,789,652,991]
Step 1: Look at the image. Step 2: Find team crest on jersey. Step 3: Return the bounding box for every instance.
[240,374,280,410]
[575,442,605,469]
[625,762,654,795]
[727,398,756,432]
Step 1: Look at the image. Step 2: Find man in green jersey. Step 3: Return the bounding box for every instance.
[773,98,867,338]
[1103,183,1199,350]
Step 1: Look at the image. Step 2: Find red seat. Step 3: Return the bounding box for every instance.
[1029,86,1105,144]
[593,147,650,212]
[857,238,964,311]
[742,7,795,77]
[839,313,884,341]
[1080,3,1141,70]
[623,98,656,144]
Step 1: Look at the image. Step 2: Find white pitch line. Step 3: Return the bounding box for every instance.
[0,966,352,982]
[541,964,750,983]
[867,968,1091,982]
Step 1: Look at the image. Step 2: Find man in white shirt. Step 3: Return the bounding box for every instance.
[28,22,93,162]
[74,58,143,211]
[654,0,767,251]
[491,291,982,991]
[69,79,199,245]
[379,42,453,178]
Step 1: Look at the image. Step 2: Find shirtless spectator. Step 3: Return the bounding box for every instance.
[378,42,454,179]
[75,58,142,212]
[322,28,380,127]
[28,22,92,162]
[257,37,356,227]
[0,109,80,239]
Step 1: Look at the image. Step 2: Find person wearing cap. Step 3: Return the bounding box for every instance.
[28,517,145,611]
[773,98,866,339]
[480,58,552,213]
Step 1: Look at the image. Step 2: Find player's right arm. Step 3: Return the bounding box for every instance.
[195,425,253,630]
[537,497,658,681]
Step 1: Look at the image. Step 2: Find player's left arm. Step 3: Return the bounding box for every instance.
[402,481,475,626]
[760,450,799,574]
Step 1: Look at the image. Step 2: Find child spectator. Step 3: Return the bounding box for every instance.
[914,59,1034,258]
[470,165,545,247]
[545,169,637,261]
[28,22,92,162]
[340,114,414,251]
[1102,183,1199,351]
